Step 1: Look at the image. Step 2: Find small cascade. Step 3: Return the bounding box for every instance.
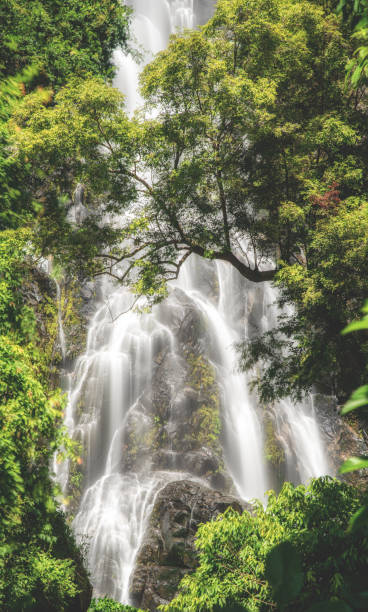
[57,0,330,605]
[55,281,67,364]
[260,283,330,482]
[73,473,160,603]
[177,257,268,500]
[53,278,74,495]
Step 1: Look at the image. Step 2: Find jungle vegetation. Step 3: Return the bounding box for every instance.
[162,478,368,612]
[1,0,368,611]
[10,0,368,401]
[0,1,130,609]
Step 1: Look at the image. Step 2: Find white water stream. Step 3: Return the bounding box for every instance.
[56,0,330,605]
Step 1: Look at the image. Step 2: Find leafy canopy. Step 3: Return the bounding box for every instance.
[0,0,131,232]
[0,0,131,87]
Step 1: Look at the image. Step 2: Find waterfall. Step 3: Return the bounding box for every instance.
[57,0,330,604]
[55,280,67,364]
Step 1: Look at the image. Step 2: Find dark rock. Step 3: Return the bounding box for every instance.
[130,479,248,611]
[313,393,368,488]
[151,448,232,491]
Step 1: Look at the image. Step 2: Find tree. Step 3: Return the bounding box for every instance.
[13,0,362,288]
[0,0,131,232]
[240,201,368,402]
[337,0,368,86]
[13,0,351,284]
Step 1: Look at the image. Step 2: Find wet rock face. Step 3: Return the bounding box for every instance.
[314,394,368,488]
[130,480,247,611]
[119,293,230,491]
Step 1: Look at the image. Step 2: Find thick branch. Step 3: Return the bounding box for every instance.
[151,201,275,282]
[190,244,276,282]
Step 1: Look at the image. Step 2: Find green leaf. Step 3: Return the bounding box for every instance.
[341,317,368,335]
[341,385,368,414]
[306,602,352,612]
[336,0,347,13]
[361,300,368,315]
[347,504,368,533]
[265,542,304,606]
[339,456,368,474]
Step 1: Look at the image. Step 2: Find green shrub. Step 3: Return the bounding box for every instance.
[162,477,368,611]
[88,597,145,612]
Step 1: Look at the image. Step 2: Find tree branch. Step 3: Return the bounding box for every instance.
[190,244,276,282]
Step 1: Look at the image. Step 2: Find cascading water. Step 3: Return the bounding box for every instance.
[55,281,67,364]
[177,257,268,500]
[260,283,330,482]
[57,0,330,605]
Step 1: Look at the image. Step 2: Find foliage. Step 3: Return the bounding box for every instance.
[0,228,67,379]
[0,229,34,338]
[241,202,368,402]
[339,299,368,459]
[0,67,43,231]
[265,541,303,608]
[10,78,136,279]
[13,0,368,394]
[0,0,131,87]
[88,597,145,611]
[334,300,368,543]
[0,332,88,610]
[11,0,355,278]
[161,478,368,612]
[0,232,87,609]
[337,0,368,86]
[0,0,130,233]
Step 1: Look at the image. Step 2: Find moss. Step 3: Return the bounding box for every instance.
[60,279,87,359]
[185,352,222,456]
[264,416,285,467]
[124,427,140,466]
[142,418,166,452]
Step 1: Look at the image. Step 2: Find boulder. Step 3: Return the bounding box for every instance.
[130,479,248,611]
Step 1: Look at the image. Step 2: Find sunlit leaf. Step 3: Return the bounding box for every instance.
[341,385,368,414]
[339,456,368,474]
[341,317,368,334]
